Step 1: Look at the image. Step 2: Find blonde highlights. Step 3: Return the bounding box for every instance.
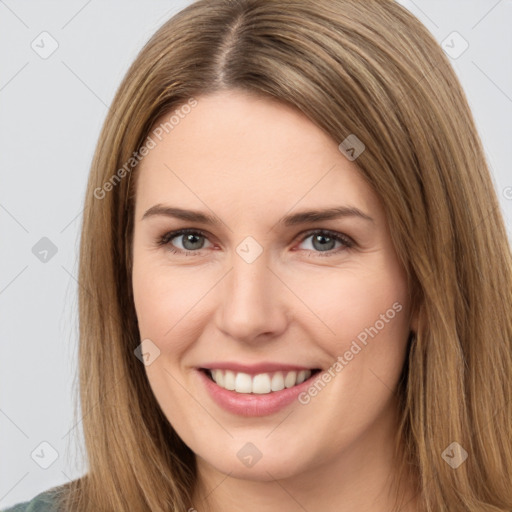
[55,1,512,510]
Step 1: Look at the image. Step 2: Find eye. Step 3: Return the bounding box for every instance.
[157,229,213,255]
[295,229,354,256]
[156,228,354,257]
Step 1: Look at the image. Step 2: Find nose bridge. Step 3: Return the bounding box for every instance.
[231,251,269,305]
[215,247,287,342]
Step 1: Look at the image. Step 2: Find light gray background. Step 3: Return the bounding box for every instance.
[1,0,511,507]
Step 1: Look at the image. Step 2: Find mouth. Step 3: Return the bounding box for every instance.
[200,368,322,395]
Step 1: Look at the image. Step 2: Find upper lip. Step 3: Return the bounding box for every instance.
[199,362,319,375]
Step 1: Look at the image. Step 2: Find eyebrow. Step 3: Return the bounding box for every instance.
[141,204,374,226]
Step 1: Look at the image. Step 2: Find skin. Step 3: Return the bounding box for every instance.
[132,89,419,512]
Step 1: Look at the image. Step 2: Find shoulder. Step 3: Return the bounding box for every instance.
[1,487,61,512]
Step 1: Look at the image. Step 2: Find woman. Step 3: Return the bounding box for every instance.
[4,0,511,511]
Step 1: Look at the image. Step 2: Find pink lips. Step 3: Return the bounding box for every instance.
[197,362,320,417]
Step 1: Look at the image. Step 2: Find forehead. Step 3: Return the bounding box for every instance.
[134,90,379,222]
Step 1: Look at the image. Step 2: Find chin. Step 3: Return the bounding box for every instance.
[193,434,316,482]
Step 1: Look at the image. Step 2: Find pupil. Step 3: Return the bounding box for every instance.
[313,234,334,252]
[183,234,203,250]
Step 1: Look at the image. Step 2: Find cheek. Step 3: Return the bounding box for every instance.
[287,262,410,354]
[132,253,210,343]
[132,264,172,340]
[132,256,208,435]
[287,267,410,456]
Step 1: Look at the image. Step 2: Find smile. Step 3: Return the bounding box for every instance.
[206,368,318,394]
[197,364,322,416]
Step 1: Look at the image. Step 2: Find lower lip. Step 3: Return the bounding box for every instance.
[197,369,318,417]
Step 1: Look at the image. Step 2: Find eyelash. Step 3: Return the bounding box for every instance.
[156,228,355,258]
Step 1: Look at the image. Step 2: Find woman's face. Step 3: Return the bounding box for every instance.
[132,89,416,483]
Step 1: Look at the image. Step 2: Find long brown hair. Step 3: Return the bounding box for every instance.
[54,0,512,510]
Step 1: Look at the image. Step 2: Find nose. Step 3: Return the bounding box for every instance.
[215,252,289,344]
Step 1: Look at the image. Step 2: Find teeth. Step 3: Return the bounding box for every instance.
[271,372,285,391]
[284,371,297,388]
[235,372,252,393]
[212,369,224,387]
[252,373,271,394]
[296,370,308,384]
[224,370,236,391]
[209,369,312,394]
